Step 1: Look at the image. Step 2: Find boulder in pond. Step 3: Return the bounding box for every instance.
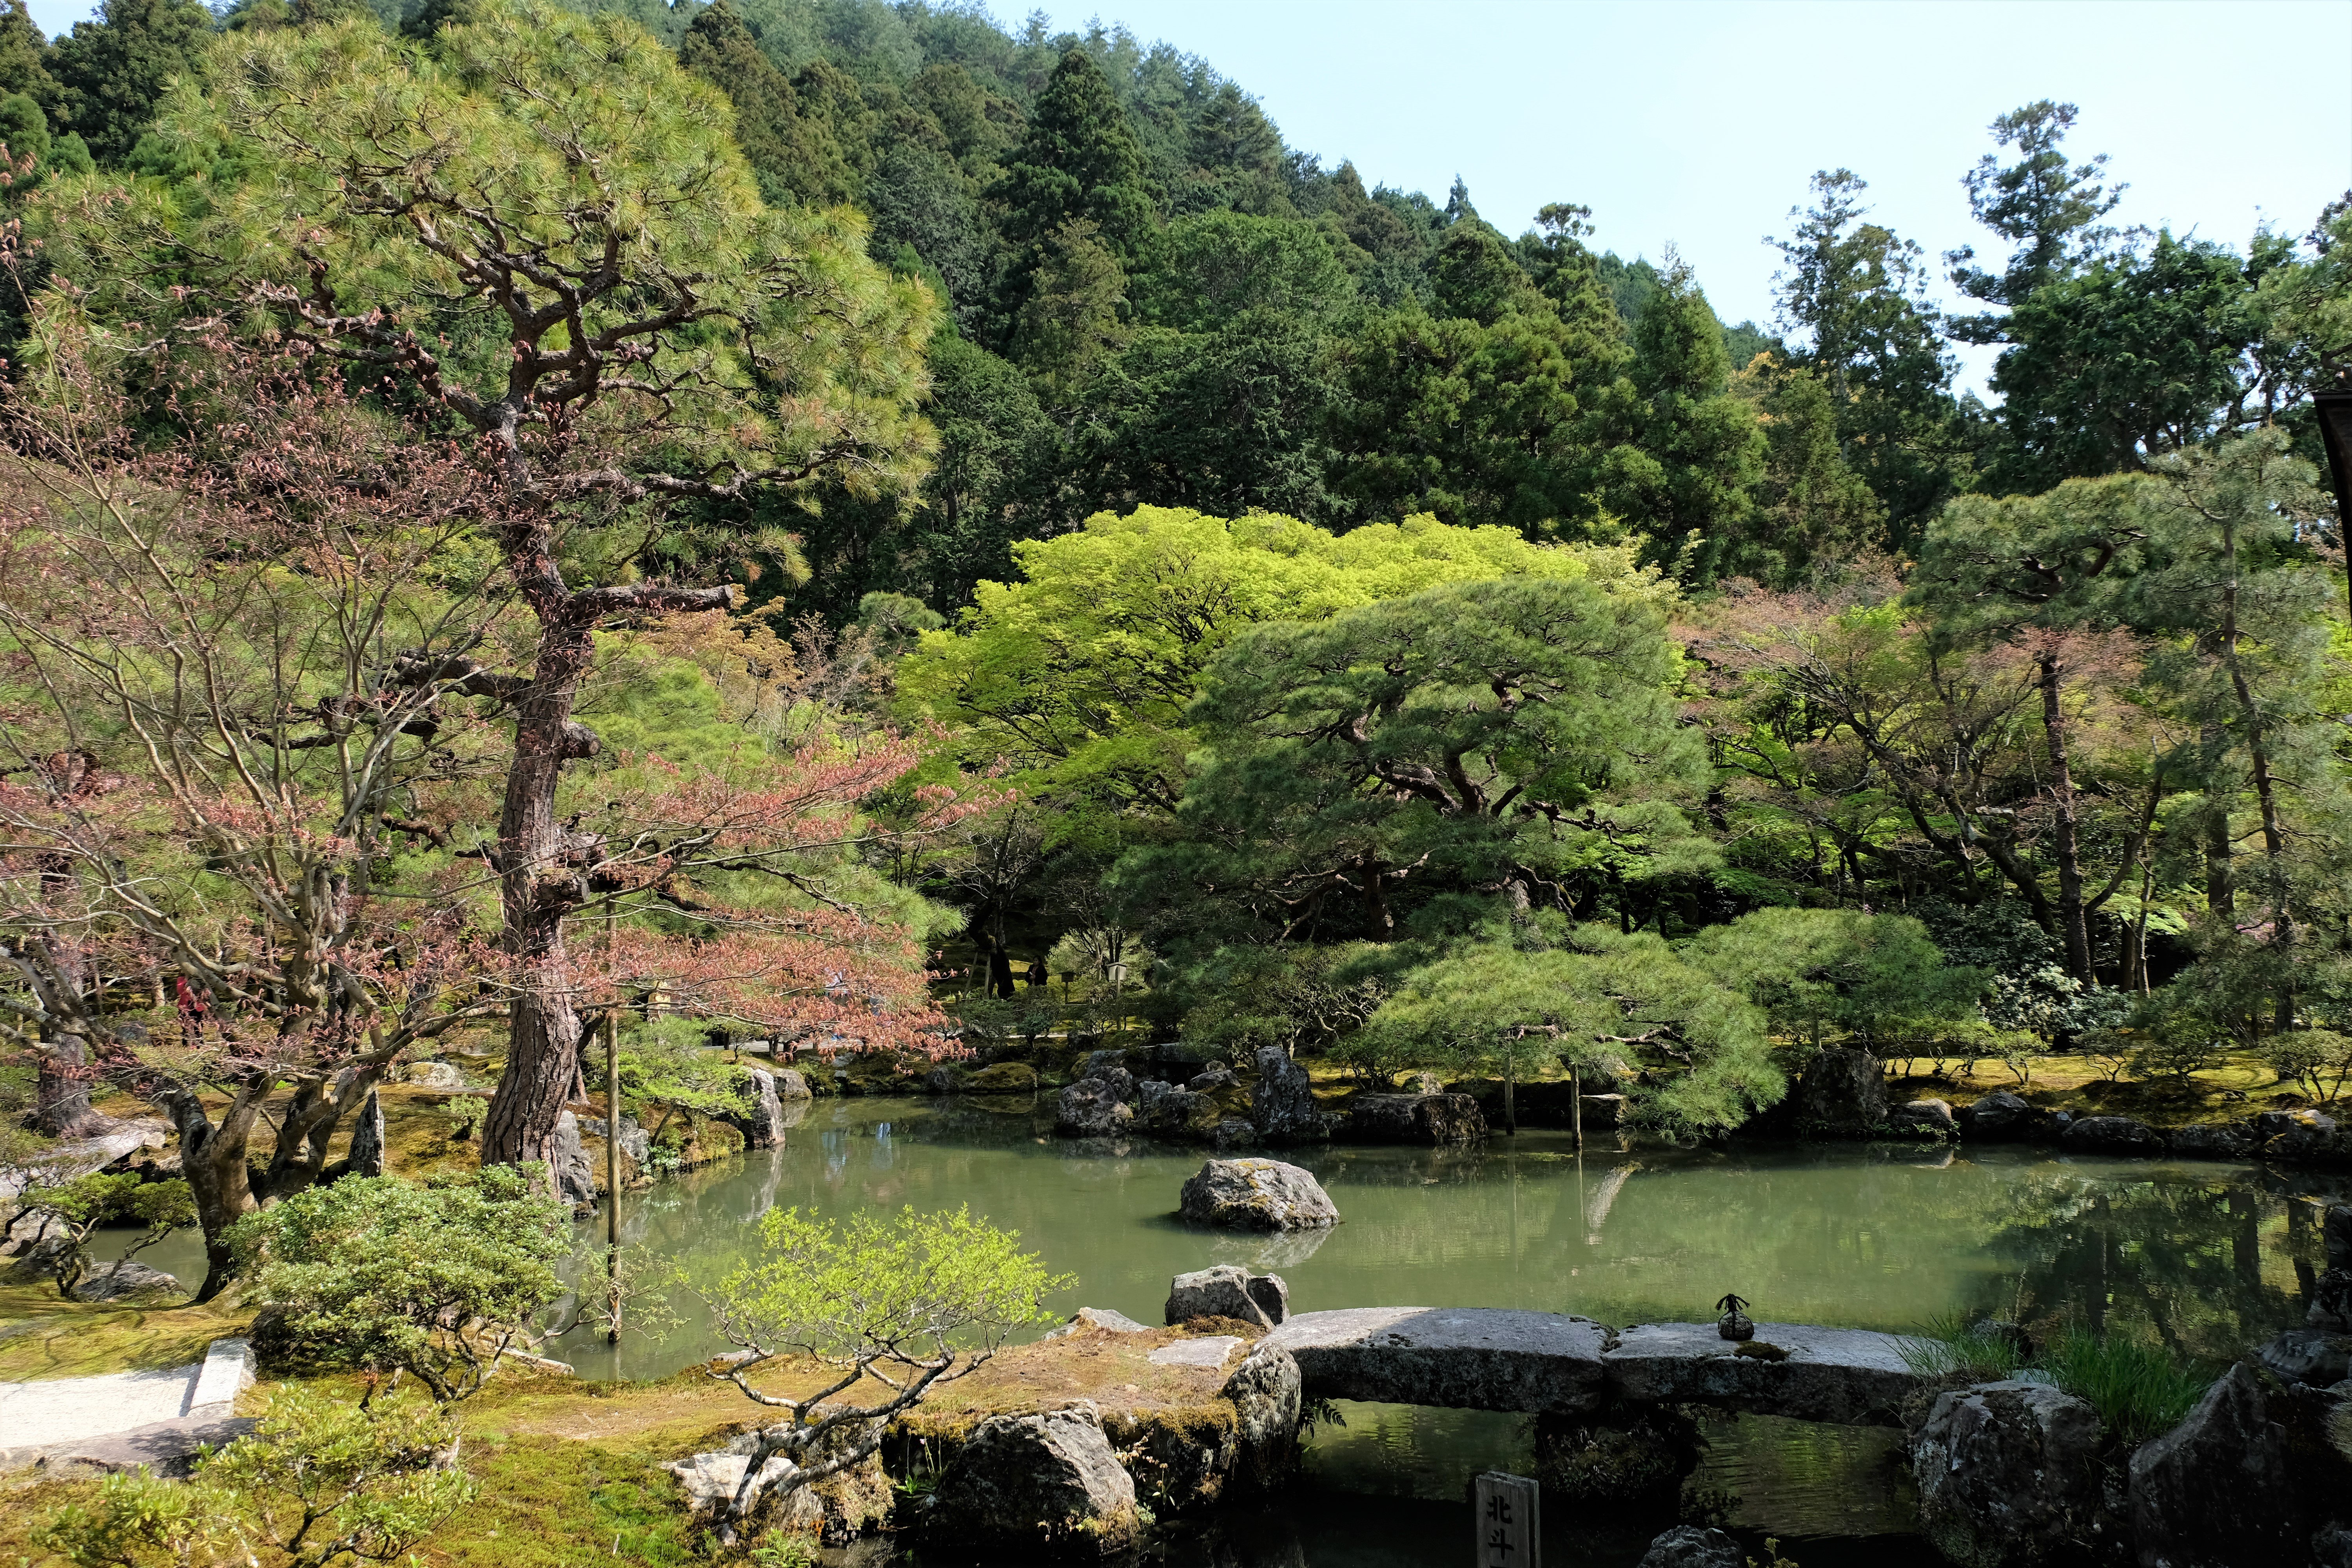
[1910,1379,2103,1568]
[1165,1263,1289,1328]
[1343,1092,1485,1145]
[926,1403,1139,1558]
[967,1061,1038,1093]
[1220,1341,1302,1491]
[769,1067,811,1100]
[2266,1123,2352,1167]
[1250,1045,1327,1144]
[1055,1077,1133,1138]
[2128,1361,2345,1568]
[1135,1081,1221,1139]
[1187,1066,1235,1093]
[1957,1092,2037,1141]
[1635,1526,1742,1568]
[1889,1098,1957,1137]
[2170,1122,2258,1160]
[1078,1048,1132,1080]
[734,1068,790,1147]
[1177,1158,1338,1232]
[2060,1115,2165,1155]
[550,1110,597,1210]
[69,1260,181,1301]
[1791,1046,1886,1131]
[1208,1117,1256,1150]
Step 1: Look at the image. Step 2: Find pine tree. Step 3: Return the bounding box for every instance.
[1947,100,2125,339]
[46,0,214,165]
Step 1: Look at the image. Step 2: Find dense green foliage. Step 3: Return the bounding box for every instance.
[228,1170,573,1402]
[0,0,2347,1147]
[38,1385,473,1568]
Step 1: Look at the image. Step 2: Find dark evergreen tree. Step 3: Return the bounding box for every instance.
[1595,258,1763,581]
[1947,100,2126,339]
[46,0,213,166]
[0,0,57,113]
[991,47,1154,265]
[1769,169,1963,539]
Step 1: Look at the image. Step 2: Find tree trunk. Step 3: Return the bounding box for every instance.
[2219,510,2294,1031]
[2037,652,2096,986]
[33,1034,99,1137]
[481,612,598,1178]
[163,1087,266,1302]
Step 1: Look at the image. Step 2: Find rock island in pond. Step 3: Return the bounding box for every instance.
[1176,1158,1339,1231]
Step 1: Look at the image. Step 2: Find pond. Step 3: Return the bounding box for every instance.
[92,1094,2348,1566]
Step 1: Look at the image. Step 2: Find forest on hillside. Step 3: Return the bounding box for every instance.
[0,0,2349,1241]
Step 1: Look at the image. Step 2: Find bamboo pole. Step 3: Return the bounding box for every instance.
[1571,1061,1583,1151]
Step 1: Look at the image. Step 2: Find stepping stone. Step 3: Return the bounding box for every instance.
[1601,1321,1931,1425]
[1261,1307,1610,1414]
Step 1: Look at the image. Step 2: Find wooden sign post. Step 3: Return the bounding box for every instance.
[1474,1471,1540,1568]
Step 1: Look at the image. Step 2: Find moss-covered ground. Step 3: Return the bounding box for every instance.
[0,1285,1254,1566]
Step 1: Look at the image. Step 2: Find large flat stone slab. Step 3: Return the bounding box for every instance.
[1261,1307,1610,1415]
[0,1361,200,1446]
[1601,1321,1930,1425]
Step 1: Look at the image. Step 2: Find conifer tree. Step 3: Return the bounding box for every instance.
[990,47,1154,347]
[1597,258,1763,582]
[44,0,212,165]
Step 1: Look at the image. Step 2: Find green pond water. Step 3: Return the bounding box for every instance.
[89,1094,2348,1566]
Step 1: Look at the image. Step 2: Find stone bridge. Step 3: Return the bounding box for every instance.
[1259,1307,1934,1426]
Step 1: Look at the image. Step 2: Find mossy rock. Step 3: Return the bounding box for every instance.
[968,1061,1040,1093]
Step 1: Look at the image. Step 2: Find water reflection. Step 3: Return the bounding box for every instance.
[549,1096,2339,1382]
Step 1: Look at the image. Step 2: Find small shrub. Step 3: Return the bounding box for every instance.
[227,1167,571,1402]
[2270,1029,2352,1103]
[1898,1310,2027,1383]
[38,1386,471,1567]
[2045,1330,2209,1447]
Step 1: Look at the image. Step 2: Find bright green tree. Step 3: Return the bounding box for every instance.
[898,507,1634,815]
[695,1205,1070,1537]
[1351,925,1779,1135]
[1680,907,1985,1049]
[1151,575,1701,938]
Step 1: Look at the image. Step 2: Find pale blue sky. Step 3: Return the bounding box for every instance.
[28,0,2352,387]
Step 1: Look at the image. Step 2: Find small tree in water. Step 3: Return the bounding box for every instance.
[695,1205,1071,1540]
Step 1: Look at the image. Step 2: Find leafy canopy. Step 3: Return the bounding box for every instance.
[898,506,1644,813]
